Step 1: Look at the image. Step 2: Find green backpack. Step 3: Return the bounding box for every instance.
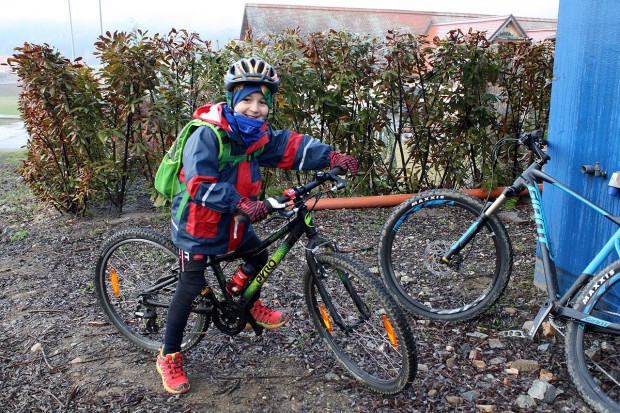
[154,119,264,201]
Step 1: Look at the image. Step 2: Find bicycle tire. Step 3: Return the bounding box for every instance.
[304,252,417,395]
[379,189,513,321]
[565,260,620,413]
[94,227,209,352]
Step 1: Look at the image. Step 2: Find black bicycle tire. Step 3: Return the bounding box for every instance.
[565,260,620,413]
[303,252,417,395]
[378,189,513,321]
[95,227,209,353]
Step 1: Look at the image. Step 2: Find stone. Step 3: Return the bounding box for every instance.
[469,349,483,360]
[528,379,557,403]
[472,360,487,369]
[427,389,438,397]
[539,369,556,383]
[446,396,463,405]
[542,321,557,336]
[488,338,505,349]
[489,357,506,365]
[585,346,602,362]
[461,390,480,401]
[510,359,540,372]
[30,342,42,352]
[503,306,518,314]
[515,394,537,409]
[475,404,497,412]
[417,363,429,372]
[467,331,489,340]
[499,211,527,223]
[505,368,519,375]
[325,372,340,381]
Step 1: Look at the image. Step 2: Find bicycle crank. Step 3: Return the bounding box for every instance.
[212,300,247,336]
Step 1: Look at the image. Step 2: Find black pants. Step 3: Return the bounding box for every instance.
[163,235,268,354]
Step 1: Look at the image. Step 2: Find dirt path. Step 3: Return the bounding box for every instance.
[0,154,593,412]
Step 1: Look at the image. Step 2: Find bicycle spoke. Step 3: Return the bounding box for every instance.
[304,253,416,395]
[379,190,512,321]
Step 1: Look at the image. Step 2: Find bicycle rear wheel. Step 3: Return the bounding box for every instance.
[565,260,620,413]
[94,228,209,352]
[379,189,513,321]
[304,252,417,395]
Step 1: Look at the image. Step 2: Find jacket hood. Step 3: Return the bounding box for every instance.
[193,103,231,131]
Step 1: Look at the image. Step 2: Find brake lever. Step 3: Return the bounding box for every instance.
[263,211,294,225]
[327,170,348,190]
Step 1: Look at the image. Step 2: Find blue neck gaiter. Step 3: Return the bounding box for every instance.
[223,106,266,147]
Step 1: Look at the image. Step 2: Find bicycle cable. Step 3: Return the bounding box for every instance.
[481,137,523,211]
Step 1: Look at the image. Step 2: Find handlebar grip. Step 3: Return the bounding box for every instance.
[531,130,544,139]
[263,197,289,213]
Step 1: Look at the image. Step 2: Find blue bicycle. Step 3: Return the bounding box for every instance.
[379,130,620,412]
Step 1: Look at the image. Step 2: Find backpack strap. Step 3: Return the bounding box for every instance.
[216,132,265,171]
[176,121,264,220]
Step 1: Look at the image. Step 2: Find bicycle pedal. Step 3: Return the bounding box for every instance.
[498,329,527,338]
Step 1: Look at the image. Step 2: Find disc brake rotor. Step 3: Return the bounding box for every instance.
[423,240,462,276]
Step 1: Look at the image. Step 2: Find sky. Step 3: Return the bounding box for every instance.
[0,0,560,63]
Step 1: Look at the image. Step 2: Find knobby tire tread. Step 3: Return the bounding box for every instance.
[565,260,620,413]
[95,227,208,353]
[304,252,417,395]
[378,189,513,321]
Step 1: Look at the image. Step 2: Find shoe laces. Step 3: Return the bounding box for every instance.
[163,354,184,379]
[251,300,279,318]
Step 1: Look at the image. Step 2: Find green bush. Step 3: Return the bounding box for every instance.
[9,28,554,214]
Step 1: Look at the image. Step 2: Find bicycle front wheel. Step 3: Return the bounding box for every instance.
[379,189,513,321]
[304,252,417,395]
[95,228,209,352]
[565,260,620,413]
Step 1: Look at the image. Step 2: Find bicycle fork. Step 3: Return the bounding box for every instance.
[441,192,512,264]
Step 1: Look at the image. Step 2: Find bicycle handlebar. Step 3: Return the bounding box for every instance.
[266,167,347,211]
[235,167,348,226]
[519,130,550,163]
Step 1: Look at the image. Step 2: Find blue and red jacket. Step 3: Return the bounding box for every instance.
[171,102,333,254]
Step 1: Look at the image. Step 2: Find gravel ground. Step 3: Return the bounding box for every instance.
[0,154,596,413]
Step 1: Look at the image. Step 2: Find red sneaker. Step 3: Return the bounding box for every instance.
[156,348,190,394]
[249,300,289,329]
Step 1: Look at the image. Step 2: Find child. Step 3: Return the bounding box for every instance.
[156,57,358,394]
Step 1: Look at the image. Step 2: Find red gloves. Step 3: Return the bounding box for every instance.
[236,197,269,223]
[330,152,358,178]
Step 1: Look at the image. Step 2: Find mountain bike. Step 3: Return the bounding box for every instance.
[95,168,417,395]
[378,130,620,412]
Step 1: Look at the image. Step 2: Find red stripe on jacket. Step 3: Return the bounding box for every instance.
[235,162,261,198]
[186,175,218,198]
[277,132,304,169]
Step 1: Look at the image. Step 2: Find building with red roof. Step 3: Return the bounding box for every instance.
[241,4,556,43]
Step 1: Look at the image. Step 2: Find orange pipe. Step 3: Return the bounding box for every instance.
[307,185,541,211]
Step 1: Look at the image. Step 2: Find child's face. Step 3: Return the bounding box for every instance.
[234,91,269,121]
